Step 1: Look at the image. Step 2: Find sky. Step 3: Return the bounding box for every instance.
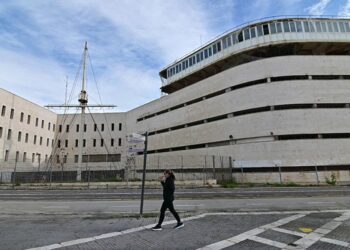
[0,0,349,112]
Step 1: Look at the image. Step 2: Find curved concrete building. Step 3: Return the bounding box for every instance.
[127,17,350,183]
[1,16,350,184]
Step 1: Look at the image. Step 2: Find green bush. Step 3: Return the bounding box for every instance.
[325,173,337,186]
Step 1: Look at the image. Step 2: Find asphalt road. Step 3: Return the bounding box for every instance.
[0,186,349,250]
[0,186,349,200]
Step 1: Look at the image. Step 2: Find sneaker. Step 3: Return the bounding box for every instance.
[173,222,184,229]
[151,225,162,231]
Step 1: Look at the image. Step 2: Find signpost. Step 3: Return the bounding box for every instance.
[126,132,148,217]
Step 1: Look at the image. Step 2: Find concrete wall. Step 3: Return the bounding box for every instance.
[0,88,57,171]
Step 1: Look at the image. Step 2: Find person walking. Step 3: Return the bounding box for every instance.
[152,169,184,231]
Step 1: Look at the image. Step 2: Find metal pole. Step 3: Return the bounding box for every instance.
[229,157,233,182]
[13,158,17,189]
[181,155,184,181]
[240,166,244,184]
[212,155,216,179]
[315,165,320,185]
[88,167,91,190]
[278,165,282,184]
[140,132,148,217]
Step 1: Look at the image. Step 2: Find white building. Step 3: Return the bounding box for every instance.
[1,17,350,183]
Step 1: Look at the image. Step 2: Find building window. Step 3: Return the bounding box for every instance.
[52,139,54,147]
[56,155,60,163]
[16,151,19,161]
[74,155,78,163]
[0,127,3,139]
[84,124,87,132]
[94,124,97,131]
[25,133,28,143]
[45,155,48,163]
[7,129,11,140]
[48,122,51,130]
[58,140,61,148]
[41,120,44,128]
[111,138,114,147]
[118,138,122,146]
[18,131,22,142]
[23,152,27,162]
[101,124,104,132]
[101,139,104,147]
[111,123,114,131]
[59,125,62,132]
[63,155,67,163]
[40,136,43,145]
[65,139,68,147]
[66,124,69,132]
[32,153,35,163]
[119,123,122,131]
[20,112,24,122]
[83,139,86,147]
[76,124,79,132]
[1,106,6,117]
[35,118,39,127]
[5,150,9,161]
[93,139,96,147]
[53,124,55,132]
[75,139,78,147]
[33,135,37,144]
[47,138,49,147]
[27,115,31,124]
[10,109,14,119]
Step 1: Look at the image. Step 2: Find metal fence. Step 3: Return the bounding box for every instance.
[1,155,349,186]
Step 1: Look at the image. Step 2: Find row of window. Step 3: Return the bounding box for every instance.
[143,133,350,155]
[1,105,55,131]
[3,150,50,163]
[55,154,121,164]
[138,74,350,122]
[58,123,122,133]
[0,127,54,147]
[57,138,122,148]
[167,19,350,78]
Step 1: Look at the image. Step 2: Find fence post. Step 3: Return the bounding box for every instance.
[181,155,184,181]
[88,168,91,190]
[315,165,320,185]
[212,155,216,180]
[61,162,64,183]
[229,157,233,182]
[13,158,18,189]
[278,165,282,184]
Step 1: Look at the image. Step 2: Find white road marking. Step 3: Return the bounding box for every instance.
[26,210,350,250]
[177,204,204,207]
[286,211,350,249]
[250,235,287,248]
[196,213,306,250]
[42,206,69,209]
[110,205,138,208]
[307,201,336,204]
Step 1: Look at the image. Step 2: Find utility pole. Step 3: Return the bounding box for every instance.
[46,42,116,181]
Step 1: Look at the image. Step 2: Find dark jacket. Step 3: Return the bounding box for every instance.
[161,176,175,201]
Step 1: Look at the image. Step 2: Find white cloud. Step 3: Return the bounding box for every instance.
[0,49,68,106]
[0,0,220,111]
[306,0,331,15]
[339,0,350,16]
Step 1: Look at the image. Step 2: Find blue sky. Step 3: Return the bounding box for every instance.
[0,0,348,112]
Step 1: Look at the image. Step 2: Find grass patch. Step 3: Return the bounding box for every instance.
[221,181,239,188]
[266,182,299,187]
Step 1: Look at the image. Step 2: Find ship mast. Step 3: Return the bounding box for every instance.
[46,42,116,181]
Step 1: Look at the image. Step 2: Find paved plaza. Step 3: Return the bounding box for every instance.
[0,210,348,250]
